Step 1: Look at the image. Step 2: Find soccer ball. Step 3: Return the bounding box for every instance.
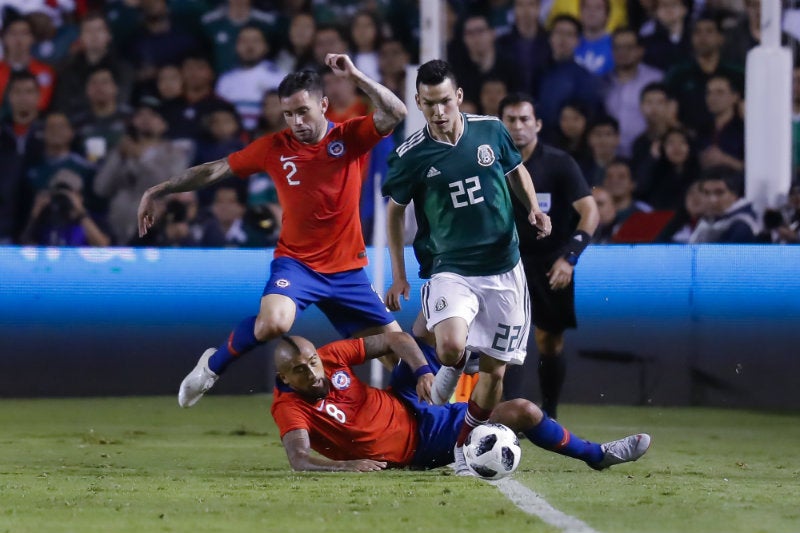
[463,423,522,480]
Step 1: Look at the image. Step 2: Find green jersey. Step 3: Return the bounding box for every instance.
[383,113,523,278]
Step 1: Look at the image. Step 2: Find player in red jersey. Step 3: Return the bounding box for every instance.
[136,54,407,408]
[272,332,651,473]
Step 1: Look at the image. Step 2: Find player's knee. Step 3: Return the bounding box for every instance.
[517,399,544,425]
[436,340,465,366]
[254,313,292,341]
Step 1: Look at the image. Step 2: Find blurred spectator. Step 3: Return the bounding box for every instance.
[377,38,410,100]
[253,88,283,137]
[630,81,678,182]
[129,194,204,247]
[311,0,363,26]
[26,10,78,66]
[545,0,629,30]
[689,167,759,242]
[180,53,232,130]
[793,65,800,178]
[761,182,800,244]
[312,24,349,68]
[126,0,200,87]
[20,169,111,247]
[575,0,614,75]
[602,27,663,157]
[215,24,286,133]
[0,15,56,113]
[665,13,744,133]
[552,100,593,168]
[199,185,262,247]
[590,184,616,242]
[496,0,551,98]
[71,67,132,165]
[53,13,135,119]
[201,0,278,74]
[94,96,191,244]
[640,0,692,71]
[451,12,516,110]
[583,115,621,185]
[537,15,603,140]
[721,0,760,66]
[349,10,383,82]
[479,77,508,116]
[638,127,700,209]
[194,105,247,207]
[322,68,369,122]
[1,70,44,175]
[656,180,708,242]
[602,158,653,227]
[384,0,421,60]
[0,90,26,242]
[274,12,317,73]
[697,73,743,173]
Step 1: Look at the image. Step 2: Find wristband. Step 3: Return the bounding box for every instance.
[560,230,591,260]
[414,365,433,378]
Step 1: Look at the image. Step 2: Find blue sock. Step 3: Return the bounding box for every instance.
[208,316,262,374]
[523,415,604,464]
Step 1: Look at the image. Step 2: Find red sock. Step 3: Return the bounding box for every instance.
[456,400,492,446]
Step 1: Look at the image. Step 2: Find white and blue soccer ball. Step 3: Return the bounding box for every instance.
[463,423,522,480]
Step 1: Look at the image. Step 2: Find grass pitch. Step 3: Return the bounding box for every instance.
[1,396,798,533]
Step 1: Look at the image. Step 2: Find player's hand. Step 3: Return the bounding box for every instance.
[137,189,157,237]
[342,459,387,472]
[529,210,551,239]
[547,257,574,290]
[416,372,434,404]
[325,53,358,79]
[386,279,410,311]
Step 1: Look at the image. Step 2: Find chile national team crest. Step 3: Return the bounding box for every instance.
[477,144,496,166]
[327,140,346,158]
[331,370,351,390]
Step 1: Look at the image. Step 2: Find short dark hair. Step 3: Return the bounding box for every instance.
[278,70,324,98]
[611,26,640,46]
[8,69,38,89]
[640,81,669,102]
[550,14,582,36]
[701,167,744,197]
[498,92,537,120]
[416,59,458,91]
[589,114,620,133]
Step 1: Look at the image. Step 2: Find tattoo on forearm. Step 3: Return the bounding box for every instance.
[157,160,232,196]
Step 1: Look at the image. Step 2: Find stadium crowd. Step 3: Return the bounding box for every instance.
[1,0,799,248]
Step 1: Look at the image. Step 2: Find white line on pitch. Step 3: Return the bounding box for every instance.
[488,477,601,533]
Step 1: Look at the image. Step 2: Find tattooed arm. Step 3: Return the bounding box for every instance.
[137,158,234,237]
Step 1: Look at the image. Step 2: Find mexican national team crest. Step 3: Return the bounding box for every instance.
[327,140,346,158]
[331,370,351,390]
[477,144,495,167]
[435,296,447,312]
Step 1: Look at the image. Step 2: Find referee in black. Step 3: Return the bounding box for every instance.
[499,93,599,419]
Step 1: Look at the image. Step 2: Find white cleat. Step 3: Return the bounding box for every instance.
[452,445,474,476]
[178,348,219,408]
[430,364,465,405]
[589,433,651,471]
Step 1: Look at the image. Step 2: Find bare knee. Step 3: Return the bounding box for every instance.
[437,338,466,366]
[491,398,543,432]
[254,310,292,341]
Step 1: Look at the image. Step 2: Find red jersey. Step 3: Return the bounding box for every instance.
[228,113,385,273]
[271,338,419,466]
[0,59,55,111]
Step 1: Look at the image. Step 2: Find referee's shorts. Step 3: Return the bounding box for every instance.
[521,253,577,334]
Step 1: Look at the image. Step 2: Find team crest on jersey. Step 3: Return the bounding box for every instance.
[327,140,346,158]
[476,144,495,167]
[275,278,290,288]
[434,297,448,312]
[331,370,351,390]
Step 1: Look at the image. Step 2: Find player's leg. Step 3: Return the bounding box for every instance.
[491,399,651,469]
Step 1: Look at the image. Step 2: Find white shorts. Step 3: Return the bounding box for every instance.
[420,260,530,365]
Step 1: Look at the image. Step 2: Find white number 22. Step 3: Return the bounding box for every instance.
[449,176,484,208]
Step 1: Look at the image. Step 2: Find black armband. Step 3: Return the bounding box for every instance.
[560,230,591,265]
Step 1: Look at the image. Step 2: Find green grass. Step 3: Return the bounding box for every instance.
[1,397,798,533]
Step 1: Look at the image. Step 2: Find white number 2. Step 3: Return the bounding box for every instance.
[449,176,484,208]
[316,400,346,424]
[283,161,300,186]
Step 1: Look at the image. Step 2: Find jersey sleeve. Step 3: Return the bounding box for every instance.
[496,122,523,175]
[271,396,312,438]
[227,135,271,177]
[319,338,366,367]
[340,112,386,157]
[382,149,417,205]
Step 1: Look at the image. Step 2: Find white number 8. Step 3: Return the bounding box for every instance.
[325,403,346,423]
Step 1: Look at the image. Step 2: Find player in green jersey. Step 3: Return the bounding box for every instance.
[382,59,551,476]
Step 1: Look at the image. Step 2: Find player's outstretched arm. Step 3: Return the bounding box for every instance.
[363,332,434,403]
[324,53,407,135]
[385,199,410,311]
[507,165,551,239]
[137,158,234,237]
[281,429,388,472]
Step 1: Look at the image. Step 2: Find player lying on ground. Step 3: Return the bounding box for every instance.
[271,331,651,473]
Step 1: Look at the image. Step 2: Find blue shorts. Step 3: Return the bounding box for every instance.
[389,339,467,469]
[264,257,395,338]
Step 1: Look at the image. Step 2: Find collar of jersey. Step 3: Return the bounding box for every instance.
[425,112,466,147]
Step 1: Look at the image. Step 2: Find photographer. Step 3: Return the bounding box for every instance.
[21,171,111,247]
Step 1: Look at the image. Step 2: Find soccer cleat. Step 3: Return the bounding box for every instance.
[430,364,465,405]
[178,348,219,408]
[588,433,651,471]
[452,445,474,476]
[463,351,481,376]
